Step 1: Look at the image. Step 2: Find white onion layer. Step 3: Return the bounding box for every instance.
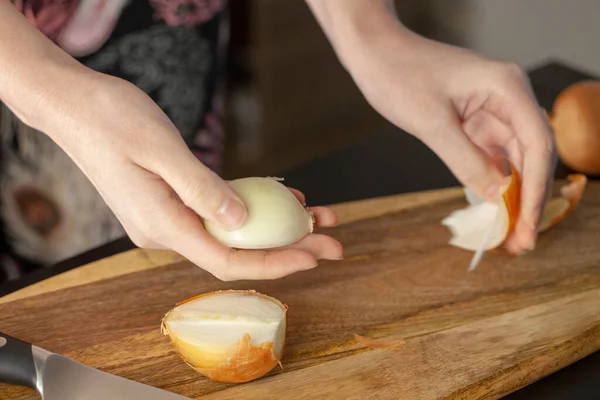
[204,177,314,249]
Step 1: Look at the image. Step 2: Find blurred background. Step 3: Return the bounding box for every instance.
[221,0,600,179]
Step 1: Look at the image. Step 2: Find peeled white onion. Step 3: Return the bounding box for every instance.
[161,290,288,383]
[203,177,314,249]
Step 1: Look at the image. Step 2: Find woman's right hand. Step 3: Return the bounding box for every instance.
[39,71,344,281]
[0,1,342,281]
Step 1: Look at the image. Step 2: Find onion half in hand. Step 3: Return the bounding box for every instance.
[203,177,314,249]
[442,162,588,253]
[161,290,288,383]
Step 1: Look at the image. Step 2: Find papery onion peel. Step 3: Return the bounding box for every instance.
[538,173,588,233]
[161,290,288,383]
[441,162,521,252]
[442,161,587,252]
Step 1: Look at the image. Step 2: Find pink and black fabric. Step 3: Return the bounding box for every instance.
[1,0,229,282]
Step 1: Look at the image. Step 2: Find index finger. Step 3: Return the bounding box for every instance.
[501,87,556,253]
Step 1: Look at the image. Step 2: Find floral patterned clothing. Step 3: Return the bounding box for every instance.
[0,0,230,282]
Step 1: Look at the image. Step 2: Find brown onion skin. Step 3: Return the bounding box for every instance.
[549,80,600,175]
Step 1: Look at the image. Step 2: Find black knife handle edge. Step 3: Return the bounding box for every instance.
[0,331,37,389]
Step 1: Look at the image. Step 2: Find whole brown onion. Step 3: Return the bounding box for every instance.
[548,80,600,176]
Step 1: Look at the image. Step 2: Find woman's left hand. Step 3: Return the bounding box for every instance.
[307,0,556,255]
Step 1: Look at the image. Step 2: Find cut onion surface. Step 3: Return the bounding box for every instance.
[161,290,288,383]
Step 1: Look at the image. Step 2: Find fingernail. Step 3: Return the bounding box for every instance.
[216,197,247,230]
[517,249,531,257]
[517,241,536,256]
[524,218,539,243]
[304,262,319,270]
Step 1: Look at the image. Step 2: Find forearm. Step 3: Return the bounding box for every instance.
[0,1,96,134]
[304,0,407,69]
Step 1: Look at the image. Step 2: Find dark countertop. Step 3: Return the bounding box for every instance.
[1,60,599,399]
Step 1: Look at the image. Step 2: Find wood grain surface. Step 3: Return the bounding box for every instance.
[0,187,461,305]
[1,182,599,400]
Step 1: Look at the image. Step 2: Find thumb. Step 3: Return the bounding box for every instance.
[420,118,506,200]
[160,153,247,230]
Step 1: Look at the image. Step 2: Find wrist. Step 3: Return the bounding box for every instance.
[2,60,94,133]
[306,0,413,81]
[0,1,100,140]
[307,2,401,58]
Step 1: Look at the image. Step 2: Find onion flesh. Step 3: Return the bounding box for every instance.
[161,290,288,383]
[203,177,314,249]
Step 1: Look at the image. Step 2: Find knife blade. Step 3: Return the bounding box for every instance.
[0,331,190,400]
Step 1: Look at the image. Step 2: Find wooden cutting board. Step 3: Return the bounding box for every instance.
[1,181,599,400]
